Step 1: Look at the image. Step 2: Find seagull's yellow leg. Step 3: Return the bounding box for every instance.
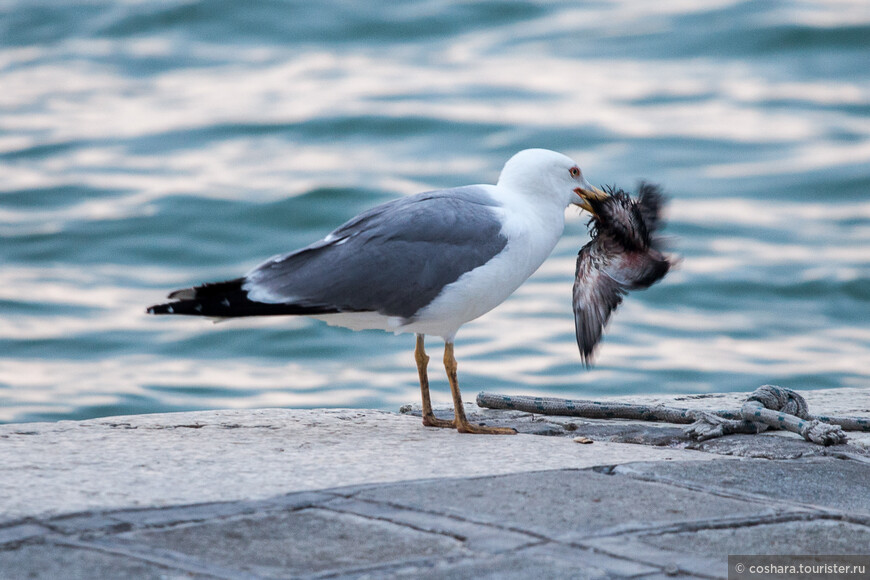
[443,341,516,435]
[416,334,455,428]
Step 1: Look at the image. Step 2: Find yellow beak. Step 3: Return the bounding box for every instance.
[573,184,608,214]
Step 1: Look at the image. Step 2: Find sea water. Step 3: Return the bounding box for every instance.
[1,0,868,423]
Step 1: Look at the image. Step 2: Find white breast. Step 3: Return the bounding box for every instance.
[401,191,567,340]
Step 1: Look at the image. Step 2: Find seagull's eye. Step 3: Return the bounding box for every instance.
[569,167,580,178]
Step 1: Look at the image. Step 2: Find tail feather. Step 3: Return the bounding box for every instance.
[146,278,341,318]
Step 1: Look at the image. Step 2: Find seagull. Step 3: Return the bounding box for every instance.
[573,183,674,366]
[147,148,607,434]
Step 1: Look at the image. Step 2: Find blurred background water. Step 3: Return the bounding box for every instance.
[1,0,868,424]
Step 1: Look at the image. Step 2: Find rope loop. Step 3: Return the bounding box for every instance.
[747,385,810,419]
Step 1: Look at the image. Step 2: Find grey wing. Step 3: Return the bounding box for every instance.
[573,245,627,367]
[243,187,507,320]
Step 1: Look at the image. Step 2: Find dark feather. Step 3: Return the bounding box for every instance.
[573,183,675,365]
[573,248,627,367]
[146,278,345,318]
[635,182,666,236]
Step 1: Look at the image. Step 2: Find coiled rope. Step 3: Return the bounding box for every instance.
[476,385,869,446]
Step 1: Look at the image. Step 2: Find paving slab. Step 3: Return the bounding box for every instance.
[131,507,468,578]
[588,519,870,579]
[341,545,656,580]
[640,519,870,557]
[322,496,536,553]
[350,469,779,542]
[0,542,192,580]
[0,523,48,545]
[614,457,870,516]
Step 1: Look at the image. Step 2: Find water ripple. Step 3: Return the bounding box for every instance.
[1,0,868,423]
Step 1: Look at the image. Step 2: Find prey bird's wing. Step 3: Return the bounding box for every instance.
[636,182,666,236]
[573,245,628,367]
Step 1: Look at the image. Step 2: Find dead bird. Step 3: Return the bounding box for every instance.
[573,183,675,365]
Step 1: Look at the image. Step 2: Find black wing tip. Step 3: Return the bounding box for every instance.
[177,278,246,299]
[147,278,246,317]
[146,302,173,315]
[167,288,195,300]
[145,297,343,318]
[146,300,206,316]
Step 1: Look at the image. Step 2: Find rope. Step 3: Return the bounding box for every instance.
[476,385,869,446]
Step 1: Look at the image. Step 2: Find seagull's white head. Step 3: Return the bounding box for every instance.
[497,148,607,213]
